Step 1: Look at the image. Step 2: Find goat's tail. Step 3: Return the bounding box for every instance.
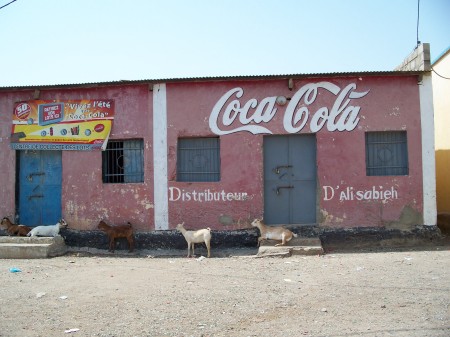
[293,233,298,237]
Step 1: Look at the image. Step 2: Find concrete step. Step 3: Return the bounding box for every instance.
[257,237,324,257]
[0,236,67,259]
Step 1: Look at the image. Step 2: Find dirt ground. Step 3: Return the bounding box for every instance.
[0,245,449,337]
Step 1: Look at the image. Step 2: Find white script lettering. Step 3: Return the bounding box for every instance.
[209,82,369,135]
[209,88,277,135]
[322,185,398,202]
[169,187,249,202]
[323,185,335,201]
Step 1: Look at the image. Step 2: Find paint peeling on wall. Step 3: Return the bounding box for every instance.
[0,75,430,233]
[389,107,401,116]
[385,205,423,230]
[319,209,345,226]
[139,198,154,210]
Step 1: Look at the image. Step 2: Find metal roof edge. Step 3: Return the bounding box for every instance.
[432,46,450,65]
[0,70,426,91]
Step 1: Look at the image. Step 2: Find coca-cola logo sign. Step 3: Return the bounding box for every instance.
[209,82,370,135]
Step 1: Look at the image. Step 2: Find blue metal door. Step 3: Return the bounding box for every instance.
[264,135,317,225]
[18,150,62,226]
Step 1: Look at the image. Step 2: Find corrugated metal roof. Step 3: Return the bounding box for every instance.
[0,70,426,91]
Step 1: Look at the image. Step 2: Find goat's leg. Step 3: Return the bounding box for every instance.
[206,240,211,258]
[127,236,134,252]
[282,232,289,245]
[257,237,265,247]
[192,243,195,257]
[187,242,191,257]
[109,238,115,252]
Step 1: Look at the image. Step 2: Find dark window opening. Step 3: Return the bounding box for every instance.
[102,139,144,183]
[365,131,408,176]
[177,137,220,182]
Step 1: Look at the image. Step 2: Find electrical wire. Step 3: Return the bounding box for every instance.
[431,67,450,80]
[0,0,17,10]
[416,0,420,46]
[414,0,449,80]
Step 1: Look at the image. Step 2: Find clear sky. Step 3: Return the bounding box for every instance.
[0,0,449,86]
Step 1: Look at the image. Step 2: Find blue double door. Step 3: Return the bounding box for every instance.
[18,150,62,226]
[263,135,317,225]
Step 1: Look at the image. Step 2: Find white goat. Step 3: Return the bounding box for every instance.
[176,222,212,258]
[27,219,67,237]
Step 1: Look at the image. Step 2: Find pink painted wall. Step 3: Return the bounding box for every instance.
[316,76,423,228]
[0,91,19,219]
[0,74,424,232]
[166,75,423,230]
[166,81,265,230]
[0,85,155,231]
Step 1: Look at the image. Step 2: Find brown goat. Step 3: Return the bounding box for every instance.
[1,217,31,236]
[251,218,297,246]
[97,220,135,252]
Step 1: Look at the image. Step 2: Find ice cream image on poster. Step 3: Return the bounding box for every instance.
[38,103,64,126]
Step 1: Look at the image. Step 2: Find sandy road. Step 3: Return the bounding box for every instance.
[0,247,449,337]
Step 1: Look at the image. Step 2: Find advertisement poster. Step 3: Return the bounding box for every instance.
[11,99,114,150]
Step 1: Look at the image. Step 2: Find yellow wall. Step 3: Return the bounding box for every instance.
[433,49,450,212]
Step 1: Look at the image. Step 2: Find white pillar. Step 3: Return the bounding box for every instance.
[153,83,169,230]
[419,74,437,226]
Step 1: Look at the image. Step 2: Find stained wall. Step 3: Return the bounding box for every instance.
[0,74,427,232]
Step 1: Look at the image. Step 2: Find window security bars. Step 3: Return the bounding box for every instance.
[366,131,408,176]
[102,139,144,183]
[177,137,220,182]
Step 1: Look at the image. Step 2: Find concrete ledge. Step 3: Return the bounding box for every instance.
[292,246,324,255]
[0,236,67,259]
[259,237,323,247]
[256,246,324,257]
[22,224,445,255]
[257,237,324,257]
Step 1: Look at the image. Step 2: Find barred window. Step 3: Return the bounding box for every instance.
[177,137,220,182]
[365,131,408,176]
[102,139,144,183]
